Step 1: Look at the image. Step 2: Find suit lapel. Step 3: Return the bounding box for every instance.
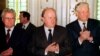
[25,23,32,31]
[8,27,15,44]
[87,19,94,38]
[52,25,59,43]
[40,26,48,45]
[74,20,81,37]
[87,19,93,31]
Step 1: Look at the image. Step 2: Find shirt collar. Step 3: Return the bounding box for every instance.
[5,26,14,31]
[44,26,54,35]
[23,22,30,29]
[5,26,14,37]
[78,20,87,30]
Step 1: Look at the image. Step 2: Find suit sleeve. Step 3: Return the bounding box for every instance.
[58,29,72,56]
[66,26,82,51]
[27,32,36,56]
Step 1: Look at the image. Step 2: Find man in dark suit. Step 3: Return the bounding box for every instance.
[16,11,36,30]
[66,2,100,56]
[15,11,36,56]
[0,8,24,56]
[0,10,4,45]
[0,10,4,28]
[28,8,72,56]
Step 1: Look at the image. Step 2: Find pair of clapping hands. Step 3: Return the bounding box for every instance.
[79,29,93,44]
[45,42,59,54]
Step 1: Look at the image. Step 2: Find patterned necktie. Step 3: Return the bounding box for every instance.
[48,29,52,44]
[83,23,87,31]
[6,29,10,43]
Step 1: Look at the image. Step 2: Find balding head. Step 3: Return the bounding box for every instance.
[41,8,57,28]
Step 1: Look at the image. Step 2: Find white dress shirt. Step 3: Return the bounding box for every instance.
[5,26,14,38]
[22,22,30,29]
[78,20,87,44]
[78,20,87,31]
[44,26,54,41]
[44,26,59,55]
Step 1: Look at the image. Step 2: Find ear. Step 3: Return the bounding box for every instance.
[2,17,4,22]
[41,17,44,22]
[74,11,78,17]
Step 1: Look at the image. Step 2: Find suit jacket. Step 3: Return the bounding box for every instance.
[0,18,5,53]
[29,25,72,56]
[66,18,100,56]
[0,25,25,56]
[15,23,36,56]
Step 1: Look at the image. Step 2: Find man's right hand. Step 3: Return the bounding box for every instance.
[79,30,93,44]
[1,47,13,56]
[45,42,59,53]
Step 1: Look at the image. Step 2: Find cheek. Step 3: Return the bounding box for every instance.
[45,20,50,24]
[7,20,15,25]
[51,19,56,24]
[4,20,9,24]
[11,20,15,24]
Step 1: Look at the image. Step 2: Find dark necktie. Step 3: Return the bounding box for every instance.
[83,23,87,31]
[48,29,52,44]
[6,29,10,43]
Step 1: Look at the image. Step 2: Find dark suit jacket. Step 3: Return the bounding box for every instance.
[66,19,100,56]
[15,23,36,56]
[29,25,72,56]
[0,25,25,56]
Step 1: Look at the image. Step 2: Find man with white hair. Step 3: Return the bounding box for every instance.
[66,2,100,56]
[0,8,25,56]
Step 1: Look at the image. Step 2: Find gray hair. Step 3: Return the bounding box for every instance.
[75,2,89,11]
[1,8,16,18]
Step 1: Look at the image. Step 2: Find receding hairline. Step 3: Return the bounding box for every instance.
[41,8,56,17]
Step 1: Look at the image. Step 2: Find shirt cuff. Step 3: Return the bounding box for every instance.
[45,51,48,55]
[55,51,59,54]
[44,50,59,55]
[78,38,82,45]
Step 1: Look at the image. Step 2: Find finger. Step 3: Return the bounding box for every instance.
[80,31,82,34]
[50,42,56,46]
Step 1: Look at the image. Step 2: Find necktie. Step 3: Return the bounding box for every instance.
[6,29,10,43]
[83,23,87,31]
[22,25,25,29]
[48,29,52,44]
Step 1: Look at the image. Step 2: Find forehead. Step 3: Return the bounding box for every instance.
[3,13,15,20]
[44,9,56,16]
[77,4,89,11]
[45,9,55,13]
[4,12,14,16]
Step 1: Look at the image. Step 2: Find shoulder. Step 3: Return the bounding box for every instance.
[55,25,66,30]
[88,18,100,25]
[16,23,22,26]
[54,25,67,33]
[36,25,44,30]
[15,23,22,29]
[66,20,77,28]
[89,18,100,22]
[35,25,44,32]
[29,23,36,28]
